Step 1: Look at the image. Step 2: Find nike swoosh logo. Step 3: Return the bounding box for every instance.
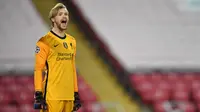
[54,44,59,47]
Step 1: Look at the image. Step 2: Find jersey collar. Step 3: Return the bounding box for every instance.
[50,30,66,39]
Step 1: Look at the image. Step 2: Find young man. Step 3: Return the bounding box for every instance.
[33,3,81,112]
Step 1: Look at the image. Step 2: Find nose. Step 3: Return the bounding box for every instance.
[63,15,68,19]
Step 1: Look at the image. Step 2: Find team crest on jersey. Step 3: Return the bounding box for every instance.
[63,42,68,49]
[35,46,40,53]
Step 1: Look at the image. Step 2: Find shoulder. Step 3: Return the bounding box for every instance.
[66,34,76,42]
[66,34,77,48]
[36,33,52,49]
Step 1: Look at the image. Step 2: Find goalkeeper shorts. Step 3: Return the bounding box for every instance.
[40,100,74,112]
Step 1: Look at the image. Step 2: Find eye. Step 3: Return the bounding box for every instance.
[58,12,63,16]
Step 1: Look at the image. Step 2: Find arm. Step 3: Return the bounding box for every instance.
[73,40,78,92]
[34,41,49,92]
[72,39,81,111]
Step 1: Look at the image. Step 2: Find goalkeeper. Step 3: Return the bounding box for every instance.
[33,3,81,112]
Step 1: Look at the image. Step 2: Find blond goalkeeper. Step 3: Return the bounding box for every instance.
[33,3,81,112]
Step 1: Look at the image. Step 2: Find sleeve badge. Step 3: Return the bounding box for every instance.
[35,46,40,53]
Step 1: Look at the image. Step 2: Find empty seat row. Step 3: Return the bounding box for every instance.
[0,76,33,85]
[0,75,105,112]
[0,103,105,112]
[130,73,200,83]
[153,101,197,112]
[129,72,200,112]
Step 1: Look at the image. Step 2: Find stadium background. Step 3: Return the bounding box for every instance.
[0,0,200,112]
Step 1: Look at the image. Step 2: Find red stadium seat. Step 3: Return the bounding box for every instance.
[153,89,170,103]
[137,80,153,93]
[129,74,148,85]
[15,90,33,104]
[0,91,12,105]
[1,76,16,85]
[154,101,196,112]
[79,88,98,103]
[140,85,155,104]
[84,103,105,112]
[19,104,37,112]
[195,73,200,81]
[171,80,190,91]
[138,80,155,104]
[6,82,22,93]
[77,107,84,112]
[167,73,180,83]
[172,89,189,101]
[191,80,200,91]
[26,83,34,93]
[155,81,171,91]
[192,89,200,103]
[137,80,155,104]
[78,82,90,92]
[129,72,198,111]
[77,75,85,83]
[153,102,165,112]
[150,73,163,82]
[179,102,196,112]
[197,103,200,112]
[0,83,7,92]
[0,105,19,112]
[16,76,33,85]
[182,73,195,82]
[0,75,101,112]
[77,76,103,109]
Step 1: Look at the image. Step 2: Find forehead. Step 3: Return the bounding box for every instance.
[57,8,68,13]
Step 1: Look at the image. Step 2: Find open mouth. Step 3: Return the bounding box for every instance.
[61,20,67,24]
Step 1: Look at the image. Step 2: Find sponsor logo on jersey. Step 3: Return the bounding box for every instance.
[56,53,74,61]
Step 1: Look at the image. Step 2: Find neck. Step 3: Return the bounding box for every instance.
[51,27,65,37]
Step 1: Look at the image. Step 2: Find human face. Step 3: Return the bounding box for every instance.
[52,8,69,31]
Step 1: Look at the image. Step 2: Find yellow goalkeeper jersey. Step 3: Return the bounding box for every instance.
[34,31,78,100]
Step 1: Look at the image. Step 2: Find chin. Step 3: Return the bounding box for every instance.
[58,26,67,31]
[62,28,67,31]
[61,26,67,30]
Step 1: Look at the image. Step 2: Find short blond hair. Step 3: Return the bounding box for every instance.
[49,3,67,25]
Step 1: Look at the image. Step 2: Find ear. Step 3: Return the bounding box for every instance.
[51,18,55,23]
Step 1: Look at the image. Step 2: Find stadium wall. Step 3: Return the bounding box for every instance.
[61,0,200,105]
[0,0,48,74]
[64,0,200,72]
[61,0,139,101]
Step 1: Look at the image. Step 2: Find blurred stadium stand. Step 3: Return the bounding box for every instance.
[72,0,200,70]
[66,0,200,112]
[0,74,105,112]
[1,0,200,112]
[0,0,108,112]
[0,0,47,73]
